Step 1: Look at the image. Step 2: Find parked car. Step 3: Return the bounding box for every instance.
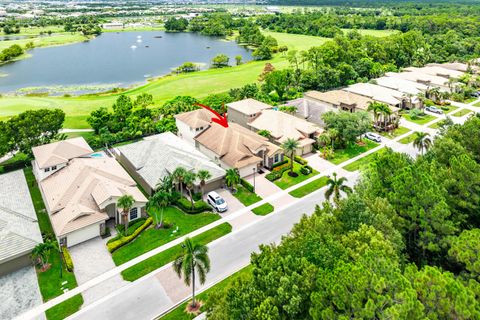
[425,106,443,114]
[207,191,228,213]
[364,132,382,143]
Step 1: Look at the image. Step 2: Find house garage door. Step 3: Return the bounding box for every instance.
[238,164,257,178]
[66,223,102,247]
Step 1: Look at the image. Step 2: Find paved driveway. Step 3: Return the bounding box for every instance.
[69,236,128,306]
[244,172,295,208]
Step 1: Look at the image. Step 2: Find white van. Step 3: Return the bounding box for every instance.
[206,191,228,213]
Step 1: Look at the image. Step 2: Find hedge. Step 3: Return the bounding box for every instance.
[294,155,308,165]
[107,217,153,253]
[272,159,288,168]
[300,165,313,175]
[62,247,74,272]
[175,197,211,214]
[240,178,254,193]
[266,167,289,181]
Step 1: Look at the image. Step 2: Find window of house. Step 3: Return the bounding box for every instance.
[52,165,57,170]
[274,154,279,163]
[44,167,50,173]
[129,207,138,220]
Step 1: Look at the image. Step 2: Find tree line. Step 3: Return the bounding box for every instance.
[205,116,480,319]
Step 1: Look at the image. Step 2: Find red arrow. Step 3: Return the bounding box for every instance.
[195,102,229,128]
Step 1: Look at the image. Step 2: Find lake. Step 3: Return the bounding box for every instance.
[0,31,252,94]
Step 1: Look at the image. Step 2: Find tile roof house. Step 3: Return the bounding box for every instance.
[32,137,93,181]
[374,76,428,97]
[404,66,464,79]
[226,98,273,128]
[0,170,42,276]
[34,138,147,247]
[195,122,284,177]
[248,109,322,155]
[116,132,226,195]
[385,71,451,91]
[175,109,213,145]
[427,62,475,73]
[344,83,412,109]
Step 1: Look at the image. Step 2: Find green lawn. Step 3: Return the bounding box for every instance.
[398,133,417,144]
[121,222,232,281]
[474,101,480,107]
[160,265,253,320]
[112,206,220,265]
[0,31,335,128]
[274,162,319,190]
[378,126,410,139]
[0,32,91,51]
[442,105,459,114]
[233,185,262,206]
[429,121,441,129]
[327,139,379,165]
[63,131,95,140]
[23,168,83,319]
[401,113,437,125]
[451,108,472,117]
[289,176,328,198]
[251,203,274,215]
[344,148,386,172]
[340,28,397,37]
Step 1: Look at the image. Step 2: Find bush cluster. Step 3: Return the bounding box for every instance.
[175,197,212,214]
[300,165,313,175]
[272,159,288,168]
[62,247,74,272]
[240,178,255,193]
[266,167,289,181]
[107,217,153,253]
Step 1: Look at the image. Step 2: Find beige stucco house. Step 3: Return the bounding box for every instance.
[226,98,273,127]
[33,138,147,247]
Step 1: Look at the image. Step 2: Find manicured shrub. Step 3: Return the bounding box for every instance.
[240,178,254,192]
[272,161,290,172]
[175,197,212,214]
[294,155,308,165]
[266,167,289,181]
[272,159,288,168]
[192,192,202,201]
[300,165,313,175]
[62,247,74,272]
[107,217,153,253]
[115,217,147,237]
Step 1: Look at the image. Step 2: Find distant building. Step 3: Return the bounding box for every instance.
[102,22,124,30]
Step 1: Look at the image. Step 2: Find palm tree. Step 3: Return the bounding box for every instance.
[183,171,197,209]
[430,87,441,103]
[173,238,210,310]
[379,103,392,129]
[225,168,240,191]
[147,190,170,228]
[325,173,352,204]
[31,240,57,271]
[197,170,212,200]
[317,133,331,147]
[413,131,432,155]
[328,128,339,150]
[417,92,426,110]
[172,167,187,195]
[117,194,135,234]
[282,138,300,174]
[367,101,382,125]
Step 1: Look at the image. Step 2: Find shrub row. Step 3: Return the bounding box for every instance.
[115,217,147,237]
[62,247,74,272]
[175,197,212,214]
[107,217,153,253]
[240,178,254,193]
[272,159,288,168]
[272,161,290,172]
[294,155,308,165]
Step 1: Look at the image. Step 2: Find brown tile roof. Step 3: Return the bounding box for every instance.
[305,90,373,111]
[41,157,147,236]
[32,137,93,169]
[174,108,212,129]
[248,109,321,145]
[195,122,281,169]
[226,98,272,115]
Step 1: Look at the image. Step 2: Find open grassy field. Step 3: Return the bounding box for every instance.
[0,33,91,51]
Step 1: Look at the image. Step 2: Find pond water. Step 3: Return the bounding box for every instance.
[0,31,252,94]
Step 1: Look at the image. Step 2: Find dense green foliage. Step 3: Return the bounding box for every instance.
[164,17,189,32]
[0,109,65,157]
[207,117,480,319]
[0,44,24,62]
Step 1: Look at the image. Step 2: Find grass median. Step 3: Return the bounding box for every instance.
[289,176,329,198]
[121,222,233,281]
[326,139,378,165]
[251,203,274,215]
[343,148,386,172]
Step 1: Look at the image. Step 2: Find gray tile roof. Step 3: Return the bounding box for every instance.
[0,170,42,264]
[117,132,226,190]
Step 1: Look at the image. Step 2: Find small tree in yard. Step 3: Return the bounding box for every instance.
[31,240,57,272]
[235,55,242,66]
[413,131,432,155]
[147,190,170,229]
[184,171,197,209]
[172,167,187,195]
[282,138,299,176]
[211,54,229,68]
[173,238,210,312]
[225,168,240,191]
[117,194,135,234]
[197,170,212,199]
[325,173,352,204]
